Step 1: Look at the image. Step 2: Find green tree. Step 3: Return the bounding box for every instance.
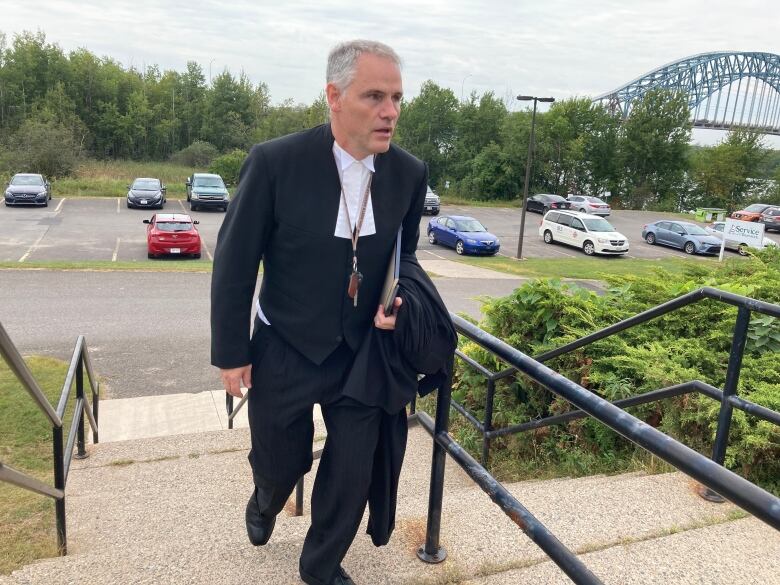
[620,89,692,210]
[395,81,458,186]
[690,130,767,211]
[209,149,247,185]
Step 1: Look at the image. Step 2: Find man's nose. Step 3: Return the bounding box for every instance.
[379,97,399,121]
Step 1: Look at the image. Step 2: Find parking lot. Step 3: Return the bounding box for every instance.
[1,198,778,263]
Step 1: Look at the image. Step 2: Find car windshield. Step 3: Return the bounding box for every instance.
[582,218,615,232]
[193,178,224,188]
[685,225,709,235]
[156,222,192,232]
[133,180,160,190]
[455,219,487,232]
[744,204,767,212]
[11,175,44,186]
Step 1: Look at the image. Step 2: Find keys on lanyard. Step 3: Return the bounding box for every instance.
[339,162,373,308]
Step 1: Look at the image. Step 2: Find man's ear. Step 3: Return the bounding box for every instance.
[326,82,342,113]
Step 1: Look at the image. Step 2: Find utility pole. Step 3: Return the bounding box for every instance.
[516,95,555,259]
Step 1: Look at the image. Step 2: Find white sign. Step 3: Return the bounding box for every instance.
[719,219,765,261]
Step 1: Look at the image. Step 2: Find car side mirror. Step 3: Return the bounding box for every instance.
[161,185,167,192]
[126,185,131,189]
[143,219,151,224]
[186,179,191,186]
[193,220,200,225]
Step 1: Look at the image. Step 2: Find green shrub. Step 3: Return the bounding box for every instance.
[170,141,219,167]
[443,248,780,493]
[208,149,247,186]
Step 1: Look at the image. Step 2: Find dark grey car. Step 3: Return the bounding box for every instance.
[127,177,166,209]
[4,173,51,207]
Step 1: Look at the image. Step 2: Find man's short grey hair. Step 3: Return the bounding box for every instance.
[327,40,402,91]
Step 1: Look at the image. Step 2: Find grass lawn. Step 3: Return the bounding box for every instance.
[0,356,75,574]
[456,255,715,280]
[0,260,213,273]
[51,160,206,199]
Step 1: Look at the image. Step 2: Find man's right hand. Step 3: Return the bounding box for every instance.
[220,365,252,398]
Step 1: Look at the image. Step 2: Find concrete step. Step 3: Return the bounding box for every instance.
[3,425,776,584]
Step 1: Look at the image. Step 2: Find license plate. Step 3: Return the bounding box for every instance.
[170,248,180,254]
[425,206,434,211]
[140,199,148,204]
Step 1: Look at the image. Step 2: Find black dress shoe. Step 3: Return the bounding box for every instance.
[330,566,356,585]
[245,488,276,546]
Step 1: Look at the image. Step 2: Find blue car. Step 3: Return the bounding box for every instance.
[641,220,722,255]
[427,215,500,255]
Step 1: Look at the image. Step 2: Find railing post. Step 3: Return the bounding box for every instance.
[417,379,451,564]
[92,381,99,445]
[52,425,67,555]
[481,378,496,466]
[74,354,87,459]
[295,477,304,517]
[226,393,234,430]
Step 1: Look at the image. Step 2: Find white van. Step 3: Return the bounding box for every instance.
[539,210,629,256]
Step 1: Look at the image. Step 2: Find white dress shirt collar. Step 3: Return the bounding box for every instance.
[333,140,375,173]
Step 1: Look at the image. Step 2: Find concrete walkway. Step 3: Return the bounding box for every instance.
[3,427,777,584]
[89,390,324,443]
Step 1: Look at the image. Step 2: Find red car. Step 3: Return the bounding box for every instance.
[730,203,774,222]
[144,213,201,259]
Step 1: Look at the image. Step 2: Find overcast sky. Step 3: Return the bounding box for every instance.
[3,0,779,146]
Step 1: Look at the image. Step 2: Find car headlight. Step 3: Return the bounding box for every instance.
[191,193,199,199]
[597,238,609,244]
[4,190,11,197]
[494,238,500,245]
[467,238,477,244]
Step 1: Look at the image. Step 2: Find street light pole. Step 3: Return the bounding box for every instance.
[516,95,555,259]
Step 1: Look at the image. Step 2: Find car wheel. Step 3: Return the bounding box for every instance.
[645,232,656,245]
[737,244,749,256]
[191,204,198,212]
[543,230,554,244]
[542,206,549,215]
[147,252,154,259]
[455,240,465,255]
[193,252,202,259]
[579,208,587,213]
[684,241,696,255]
[428,230,437,244]
[43,199,48,207]
[583,240,596,256]
[127,201,132,209]
[222,205,228,212]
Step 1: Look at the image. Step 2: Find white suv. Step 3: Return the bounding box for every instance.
[539,210,629,256]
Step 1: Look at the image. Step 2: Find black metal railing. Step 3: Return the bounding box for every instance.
[0,322,99,555]
[415,291,780,583]
[449,287,780,484]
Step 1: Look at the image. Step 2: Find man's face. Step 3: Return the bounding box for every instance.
[327,53,403,159]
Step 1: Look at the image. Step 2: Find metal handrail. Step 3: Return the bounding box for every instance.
[449,312,780,530]
[0,322,100,555]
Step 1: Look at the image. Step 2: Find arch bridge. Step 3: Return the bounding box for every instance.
[594,52,780,136]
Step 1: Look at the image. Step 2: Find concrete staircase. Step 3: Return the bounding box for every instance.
[2,420,779,584]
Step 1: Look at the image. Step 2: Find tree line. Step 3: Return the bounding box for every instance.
[1,31,778,210]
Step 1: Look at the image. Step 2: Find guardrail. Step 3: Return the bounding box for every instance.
[0,322,99,554]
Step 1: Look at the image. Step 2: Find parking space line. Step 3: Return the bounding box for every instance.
[18,230,48,262]
[178,200,187,213]
[112,238,121,262]
[55,198,66,213]
[200,238,213,261]
[421,249,448,260]
[117,198,120,214]
[0,198,4,205]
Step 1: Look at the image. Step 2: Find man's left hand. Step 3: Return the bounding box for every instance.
[374,297,402,330]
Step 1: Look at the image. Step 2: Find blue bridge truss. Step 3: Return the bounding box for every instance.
[594,52,780,136]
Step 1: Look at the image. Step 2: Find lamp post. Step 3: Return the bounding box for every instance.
[209,59,216,85]
[516,95,555,259]
[460,74,472,102]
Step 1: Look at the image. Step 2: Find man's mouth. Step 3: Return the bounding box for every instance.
[374,128,393,137]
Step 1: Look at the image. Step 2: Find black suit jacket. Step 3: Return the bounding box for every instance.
[211,124,428,368]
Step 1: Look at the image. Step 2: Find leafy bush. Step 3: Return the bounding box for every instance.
[169,141,219,167]
[208,149,247,185]
[444,249,780,494]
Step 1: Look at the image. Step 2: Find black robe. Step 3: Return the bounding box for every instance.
[341,255,457,546]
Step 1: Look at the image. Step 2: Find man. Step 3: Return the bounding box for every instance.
[211,40,428,585]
